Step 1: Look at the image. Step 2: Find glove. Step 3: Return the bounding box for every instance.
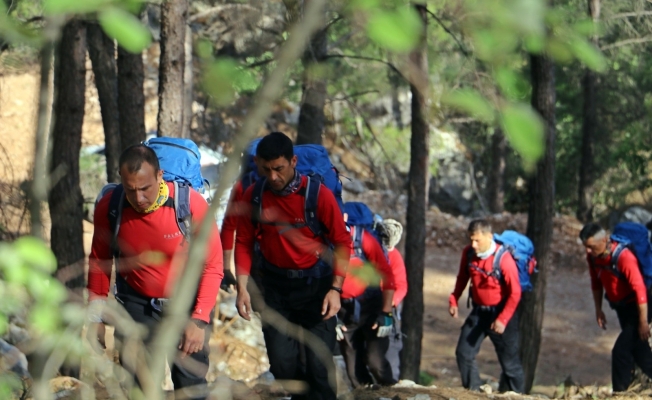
[375,311,394,338]
[220,269,237,292]
[335,316,345,341]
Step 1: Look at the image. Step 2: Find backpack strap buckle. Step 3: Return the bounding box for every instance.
[287,270,304,279]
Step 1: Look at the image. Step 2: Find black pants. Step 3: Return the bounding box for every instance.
[386,303,403,382]
[338,290,396,388]
[114,292,211,400]
[612,302,652,391]
[260,271,337,400]
[455,307,524,393]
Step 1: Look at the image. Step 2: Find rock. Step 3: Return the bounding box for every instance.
[607,205,652,229]
[0,338,28,378]
[480,383,493,394]
[49,376,89,399]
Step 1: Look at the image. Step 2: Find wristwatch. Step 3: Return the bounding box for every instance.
[330,286,343,294]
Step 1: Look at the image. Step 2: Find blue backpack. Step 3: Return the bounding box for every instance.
[250,144,344,238]
[467,230,537,292]
[344,202,388,262]
[241,138,262,192]
[605,222,652,288]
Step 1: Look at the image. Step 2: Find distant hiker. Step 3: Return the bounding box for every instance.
[87,144,223,400]
[580,222,652,391]
[449,219,524,393]
[336,203,397,388]
[234,132,351,400]
[382,218,407,381]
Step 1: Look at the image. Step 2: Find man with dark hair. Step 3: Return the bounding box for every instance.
[88,144,223,399]
[580,222,652,391]
[449,219,524,393]
[234,132,351,400]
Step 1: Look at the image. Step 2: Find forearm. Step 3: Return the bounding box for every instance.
[331,274,344,289]
[638,302,648,325]
[223,249,234,274]
[236,274,250,291]
[381,289,395,313]
[592,289,603,313]
[333,245,350,278]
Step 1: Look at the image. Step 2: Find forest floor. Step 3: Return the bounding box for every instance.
[0,69,643,400]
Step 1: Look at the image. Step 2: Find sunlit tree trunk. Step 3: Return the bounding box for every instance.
[487,128,506,213]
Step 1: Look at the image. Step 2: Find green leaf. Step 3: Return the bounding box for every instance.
[494,68,528,100]
[524,33,545,54]
[29,277,66,304]
[196,39,213,60]
[0,243,21,272]
[569,37,607,73]
[545,38,573,63]
[30,304,60,333]
[202,61,259,98]
[366,8,423,52]
[0,314,7,336]
[443,89,495,123]
[99,7,151,54]
[348,0,379,11]
[500,103,544,169]
[13,236,56,273]
[44,0,107,15]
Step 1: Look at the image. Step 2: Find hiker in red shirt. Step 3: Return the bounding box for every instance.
[234,132,351,400]
[337,220,397,388]
[382,218,407,381]
[87,145,223,400]
[580,222,652,392]
[449,219,524,393]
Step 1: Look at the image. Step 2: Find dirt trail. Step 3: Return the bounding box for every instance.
[0,70,621,395]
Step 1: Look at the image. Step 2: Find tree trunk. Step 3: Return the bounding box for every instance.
[117,46,146,148]
[520,54,556,393]
[50,19,87,290]
[577,0,600,222]
[388,67,403,130]
[295,6,327,145]
[487,128,506,213]
[400,3,429,383]
[182,25,193,138]
[157,0,188,138]
[87,22,121,182]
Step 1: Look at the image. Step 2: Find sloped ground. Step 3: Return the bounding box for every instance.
[0,69,648,399]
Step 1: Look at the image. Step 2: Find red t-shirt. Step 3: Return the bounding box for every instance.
[588,242,647,305]
[342,227,396,299]
[88,182,224,323]
[388,248,408,305]
[220,180,245,251]
[449,244,521,326]
[234,175,351,276]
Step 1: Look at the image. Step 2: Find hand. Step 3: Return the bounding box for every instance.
[220,269,237,292]
[596,310,607,330]
[639,321,651,341]
[236,286,252,321]
[322,289,341,320]
[449,305,458,318]
[87,323,106,354]
[373,312,394,338]
[491,319,506,334]
[178,320,206,358]
[335,318,347,341]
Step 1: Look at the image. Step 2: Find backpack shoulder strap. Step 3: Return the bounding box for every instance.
[251,177,268,226]
[173,181,192,241]
[304,174,323,237]
[352,226,366,259]
[492,245,507,281]
[107,184,125,257]
[609,242,626,279]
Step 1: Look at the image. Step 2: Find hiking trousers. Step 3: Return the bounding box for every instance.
[113,291,212,400]
[455,307,524,393]
[260,271,337,400]
[385,303,403,382]
[612,302,652,391]
[338,289,397,388]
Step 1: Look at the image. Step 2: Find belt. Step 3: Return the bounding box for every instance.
[115,274,169,312]
[262,258,332,283]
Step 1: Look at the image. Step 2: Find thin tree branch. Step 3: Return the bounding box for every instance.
[327,90,379,102]
[425,8,470,57]
[188,4,260,22]
[323,53,404,79]
[607,11,652,20]
[601,36,652,50]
